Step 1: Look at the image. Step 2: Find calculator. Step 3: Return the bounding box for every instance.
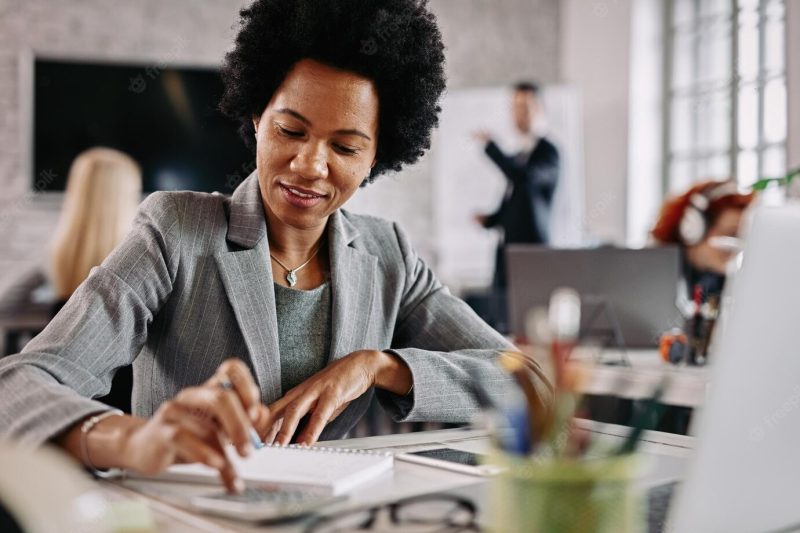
[190,488,346,521]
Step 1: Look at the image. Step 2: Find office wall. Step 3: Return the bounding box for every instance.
[0,0,249,295]
[627,0,664,246]
[559,0,633,245]
[335,0,561,267]
[788,0,800,181]
[0,0,560,294]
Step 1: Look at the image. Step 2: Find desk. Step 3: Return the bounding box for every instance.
[522,345,710,408]
[0,267,51,355]
[101,420,694,532]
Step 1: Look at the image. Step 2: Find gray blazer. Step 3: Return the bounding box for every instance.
[0,173,551,446]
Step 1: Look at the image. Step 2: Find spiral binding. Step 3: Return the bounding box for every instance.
[265,442,392,457]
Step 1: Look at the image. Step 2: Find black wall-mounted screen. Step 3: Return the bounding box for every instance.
[33,58,253,193]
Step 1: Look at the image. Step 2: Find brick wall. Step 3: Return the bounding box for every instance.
[0,0,559,292]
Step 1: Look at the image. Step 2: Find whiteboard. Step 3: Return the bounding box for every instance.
[432,85,585,290]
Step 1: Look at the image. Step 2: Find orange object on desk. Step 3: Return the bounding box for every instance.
[660,329,688,364]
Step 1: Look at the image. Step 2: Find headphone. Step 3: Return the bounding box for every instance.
[678,181,741,246]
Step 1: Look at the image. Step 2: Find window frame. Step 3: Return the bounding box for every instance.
[662,0,788,194]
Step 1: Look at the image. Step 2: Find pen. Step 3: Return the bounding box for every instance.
[467,379,506,450]
[616,378,669,456]
[546,288,581,458]
[498,352,546,453]
[249,427,265,450]
[548,288,581,390]
[505,406,531,455]
[218,377,264,451]
[466,368,522,453]
[687,284,703,365]
[564,418,592,458]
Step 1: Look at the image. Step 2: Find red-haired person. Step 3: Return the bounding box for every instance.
[649,180,754,433]
[652,180,754,304]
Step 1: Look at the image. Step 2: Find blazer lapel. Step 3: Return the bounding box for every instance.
[214,173,282,403]
[327,210,377,363]
[213,174,377,400]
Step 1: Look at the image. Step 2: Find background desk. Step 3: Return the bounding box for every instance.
[0,267,51,356]
[520,345,710,409]
[103,420,694,532]
[571,348,708,409]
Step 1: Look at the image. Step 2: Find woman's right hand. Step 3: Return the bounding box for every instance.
[115,358,268,493]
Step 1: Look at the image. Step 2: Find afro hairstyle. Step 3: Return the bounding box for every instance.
[219,0,447,183]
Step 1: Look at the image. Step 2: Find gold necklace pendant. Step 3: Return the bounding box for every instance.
[286,270,298,287]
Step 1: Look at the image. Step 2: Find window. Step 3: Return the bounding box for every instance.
[664,0,787,192]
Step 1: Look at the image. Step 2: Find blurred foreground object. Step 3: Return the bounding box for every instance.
[0,443,153,533]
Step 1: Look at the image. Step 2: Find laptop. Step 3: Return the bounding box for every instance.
[651,205,800,532]
[506,246,682,347]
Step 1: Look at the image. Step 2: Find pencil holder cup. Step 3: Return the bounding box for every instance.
[487,450,646,533]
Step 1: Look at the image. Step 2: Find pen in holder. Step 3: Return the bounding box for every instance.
[683,285,720,366]
[478,287,656,533]
[487,450,646,533]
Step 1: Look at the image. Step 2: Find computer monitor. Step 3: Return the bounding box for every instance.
[667,205,800,532]
[506,246,682,348]
[32,58,253,194]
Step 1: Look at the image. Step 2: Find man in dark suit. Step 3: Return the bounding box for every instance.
[474,82,560,330]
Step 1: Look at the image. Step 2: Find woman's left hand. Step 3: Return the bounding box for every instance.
[261,350,411,446]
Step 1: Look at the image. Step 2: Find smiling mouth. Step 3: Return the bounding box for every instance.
[278,183,328,209]
[280,183,327,198]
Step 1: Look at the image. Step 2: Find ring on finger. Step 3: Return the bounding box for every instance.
[218,377,234,391]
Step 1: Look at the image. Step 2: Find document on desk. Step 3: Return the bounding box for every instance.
[132,444,393,496]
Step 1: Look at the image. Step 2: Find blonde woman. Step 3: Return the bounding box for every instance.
[47,147,142,412]
[49,147,142,301]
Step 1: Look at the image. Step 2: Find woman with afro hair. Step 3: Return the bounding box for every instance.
[0,0,551,493]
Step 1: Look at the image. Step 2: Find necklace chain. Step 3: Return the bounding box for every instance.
[269,244,321,287]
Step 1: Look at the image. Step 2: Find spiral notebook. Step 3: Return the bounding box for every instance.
[150,444,394,495]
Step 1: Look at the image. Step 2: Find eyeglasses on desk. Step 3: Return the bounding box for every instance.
[305,493,480,533]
